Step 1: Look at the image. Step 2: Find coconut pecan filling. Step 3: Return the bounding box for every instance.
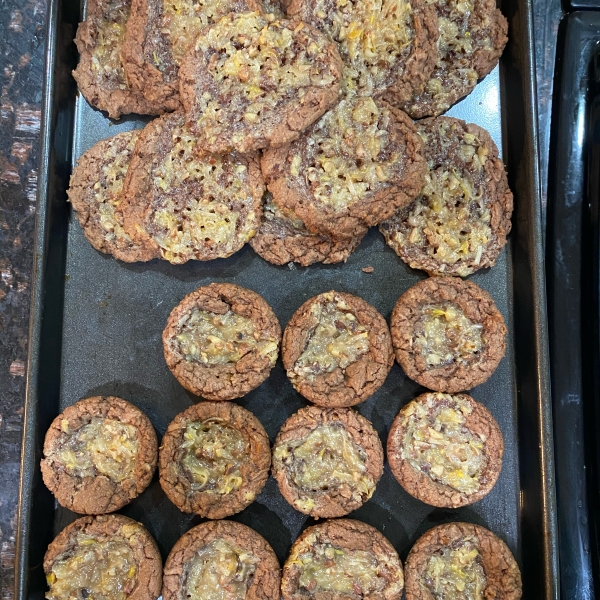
[91,0,130,85]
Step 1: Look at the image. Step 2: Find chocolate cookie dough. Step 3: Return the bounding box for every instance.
[159,402,270,518]
[282,291,393,407]
[44,514,162,600]
[178,12,343,154]
[272,406,383,517]
[121,112,264,264]
[282,519,404,600]
[387,392,503,507]
[405,522,522,600]
[379,117,513,277]
[163,283,281,400]
[163,520,280,600]
[41,396,158,514]
[262,96,426,241]
[390,278,507,393]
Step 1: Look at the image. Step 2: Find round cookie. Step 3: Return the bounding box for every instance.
[44,514,162,600]
[159,402,271,518]
[121,112,264,264]
[387,392,503,507]
[41,396,158,514]
[405,522,522,600]
[68,131,159,263]
[178,12,343,154]
[379,117,513,277]
[272,406,383,517]
[163,283,281,400]
[390,277,507,393]
[162,520,280,600]
[282,519,404,600]
[262,97,426,241]
[282,291,393,407]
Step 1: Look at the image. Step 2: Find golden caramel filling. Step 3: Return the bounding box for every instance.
[183,538,258,600]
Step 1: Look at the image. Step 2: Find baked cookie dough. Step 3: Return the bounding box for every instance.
[379,117,513,277]
[163,283,281,400]
[272,406,383,517]
[283,291,393,407]
[387,392,503,507]
[40,396,158,514]
[405,522,522,600]
[178,12,343,154]
[159,402,270,518]
[68,130,159,263]
[390,277,507,393]
[262,96,426,241]
[163,520,280,600]
[121,112,264,264]
[44,514,162,600]
[282,519,404,600]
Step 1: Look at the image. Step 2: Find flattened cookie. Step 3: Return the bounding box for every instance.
[390,278,507,393]
[282,519,404,600]
[262,97,426,241]
[121,112,264,264]
[68,131,159,263]
[159,402,270,518]
[163,283,281,400]
[41,396,158,514]
[163,520,280,600]
[282,291,393,407]
[44,514,162,600]
[178,12,343,154]
[379,117,513,277]
[272,406,383,517]
[405,522,522,600]
[387,392,503,507]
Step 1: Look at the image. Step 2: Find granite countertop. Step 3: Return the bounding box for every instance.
[0,1,563,597]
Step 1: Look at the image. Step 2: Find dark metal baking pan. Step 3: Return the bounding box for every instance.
[15,0,557,597]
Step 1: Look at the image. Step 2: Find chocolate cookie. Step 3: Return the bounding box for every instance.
[41,396,158,514]
[272,406,383,517]
[282,519,404,600]
[121,112,264,264]
[400,0,509,118]
[44,514,162,600]
[405,522,522,600]
[262,97,426,241]
[159,402,270,518]
[178,12,343,154]
[390,277,507,393]
[68,131,159,263]
[379,117,513,277]
[163,520,280,600]
[282,291,393,407]
[163,283,281,400]
[387,392,503,507]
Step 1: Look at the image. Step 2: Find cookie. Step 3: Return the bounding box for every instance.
[163,520,280,600]
[379,117,513,277]
[272,406,383,517]
[44,514,162,600]
[282,291,393,407]
[390,277,507,393]
[163,283,281,400]
[68,131,159,263]
[400,0,509,118]
[262,97,426,241]
[178,12,343,154]
[159,402,270,518]
[387,392,503,507]
[405,522,522,600]
[121,112,264,264]
[281,519,404,600]
[40,396,158,515]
